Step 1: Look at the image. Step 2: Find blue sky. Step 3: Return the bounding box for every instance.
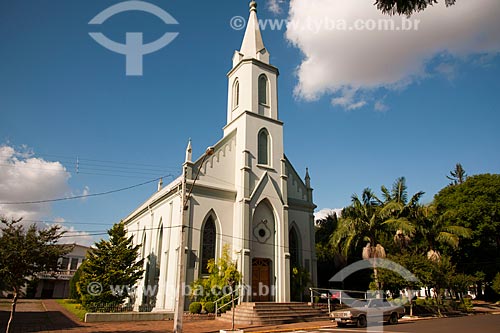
[1,0,499,244]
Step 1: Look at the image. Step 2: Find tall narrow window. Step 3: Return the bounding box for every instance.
[258,74,268,105]
[233,80,239,109]
[157,225,163,271]
[201,216,216,275]
[258,129,269,165]
[289,227,300,268]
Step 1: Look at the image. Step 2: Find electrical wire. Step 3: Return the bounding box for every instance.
[0,174,176,205]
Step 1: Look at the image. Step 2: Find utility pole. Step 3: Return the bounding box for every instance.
[173,146,214,333]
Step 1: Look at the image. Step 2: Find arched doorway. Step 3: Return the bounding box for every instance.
[251,199,275,301]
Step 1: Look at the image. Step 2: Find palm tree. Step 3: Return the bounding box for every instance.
[332,188,402,289]
[415,205,471,261]
[380,177,424,250]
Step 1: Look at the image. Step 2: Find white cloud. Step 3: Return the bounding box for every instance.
[314,207,342,222]
[267,0,285,15]
[285,0,500,110]
[54,219,95,247]
[0,145,70,221]
[374,99,389,112]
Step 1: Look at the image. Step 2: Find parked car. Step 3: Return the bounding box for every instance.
[330,298,405,328]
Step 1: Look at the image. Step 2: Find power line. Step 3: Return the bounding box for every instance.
[0,174,175,205]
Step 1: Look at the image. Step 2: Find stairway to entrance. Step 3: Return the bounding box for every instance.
[216,302,329,325]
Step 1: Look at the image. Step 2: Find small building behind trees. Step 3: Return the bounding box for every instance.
[34,244,89,299]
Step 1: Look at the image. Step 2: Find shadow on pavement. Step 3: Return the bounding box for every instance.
[0,309,82,332]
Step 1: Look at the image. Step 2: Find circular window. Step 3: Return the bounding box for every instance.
[253,220,271,244]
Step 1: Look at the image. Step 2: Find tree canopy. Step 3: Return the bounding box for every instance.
[0,218,71,332]
[76,222,144,310]
[375,0,457,16]
[434,174,500,280]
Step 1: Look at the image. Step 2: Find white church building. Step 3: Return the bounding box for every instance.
[123,1,316,312]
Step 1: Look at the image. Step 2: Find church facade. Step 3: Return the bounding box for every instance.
[123,1,316,312]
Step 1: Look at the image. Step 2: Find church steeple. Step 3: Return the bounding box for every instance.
[225,0,279,127]
[239,1,269,64]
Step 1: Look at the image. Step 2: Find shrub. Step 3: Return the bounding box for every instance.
[459,298,473,312]
[414,298,426,306]
[204,301,215,314]
[189,302,202,314]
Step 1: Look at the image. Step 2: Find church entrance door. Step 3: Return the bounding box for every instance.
[251,257,272,302]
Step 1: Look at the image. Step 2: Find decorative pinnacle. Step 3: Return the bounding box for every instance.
[250,1,257,12]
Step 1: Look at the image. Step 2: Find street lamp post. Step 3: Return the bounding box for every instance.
[173,146,215,333]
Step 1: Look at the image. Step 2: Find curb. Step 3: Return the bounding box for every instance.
[248,325,337,333]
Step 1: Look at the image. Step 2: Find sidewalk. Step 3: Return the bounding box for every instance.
[0,299,334,333]
[2,299,499,333]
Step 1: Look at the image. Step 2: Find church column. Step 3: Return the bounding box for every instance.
[280,158,291,302]
[305,169,317,286]
[240,149,252,301]
[153,206,171,311]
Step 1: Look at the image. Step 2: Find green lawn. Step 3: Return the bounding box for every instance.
[56,299,86,321]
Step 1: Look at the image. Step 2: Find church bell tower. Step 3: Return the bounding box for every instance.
[225,1,279,125]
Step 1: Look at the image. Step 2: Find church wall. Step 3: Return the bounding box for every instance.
[196,131,237,188]
[124,192,183,312]
[186,193,235,283]
[288,207,316,285]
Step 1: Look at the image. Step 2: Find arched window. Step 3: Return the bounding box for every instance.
[258,129,269,165]
[258,74,268,105]
[289,226,300,268]
[157,224,163,271]
[201,216,216,275]
[232,80,240,109]
[141,231,147,259]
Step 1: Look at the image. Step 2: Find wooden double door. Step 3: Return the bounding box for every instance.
[251,258,272,302]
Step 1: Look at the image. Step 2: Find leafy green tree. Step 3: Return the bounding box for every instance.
[77,222,144,310]
[69,265,83,301]
[291,265,311,301]
[434,174,500,283]
[446,163,467,185]
[315,212,346,287]
[375,0,456,16]
[191,245,241,303]
[0,218,71,333]
[492,273,500,296]
[191,245,241,330]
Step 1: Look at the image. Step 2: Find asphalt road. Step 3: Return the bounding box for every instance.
[290,314,500,333]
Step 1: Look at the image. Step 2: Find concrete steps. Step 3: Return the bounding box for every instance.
[216,302,328,325]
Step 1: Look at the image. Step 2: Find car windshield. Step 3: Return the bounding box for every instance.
[368,299,393,308]
[351,300,368,308]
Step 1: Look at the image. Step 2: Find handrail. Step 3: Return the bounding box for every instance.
[215,285,241,317]
[309,288,369,313]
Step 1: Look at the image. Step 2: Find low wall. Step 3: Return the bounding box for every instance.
[84,311,173,322]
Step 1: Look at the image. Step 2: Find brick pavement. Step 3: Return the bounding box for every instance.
[0,299,334,333]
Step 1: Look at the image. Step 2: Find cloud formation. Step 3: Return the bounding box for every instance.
[0,145,95,246]
[285,0,500,110]
[267,0,286,15]
[0,145,70,221]
[314,208,342,222]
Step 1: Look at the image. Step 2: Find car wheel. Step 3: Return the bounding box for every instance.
[388,312,398,325]
[357,315,367,328]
